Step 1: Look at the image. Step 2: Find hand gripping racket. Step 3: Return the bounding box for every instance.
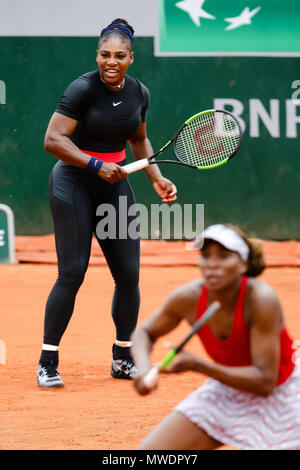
[143,300,221,389]
[124,109,242,174]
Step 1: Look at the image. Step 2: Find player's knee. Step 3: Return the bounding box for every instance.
[114,265,139,289]
[57,264,87,289]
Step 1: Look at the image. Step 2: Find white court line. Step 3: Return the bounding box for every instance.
[0,340,6,364]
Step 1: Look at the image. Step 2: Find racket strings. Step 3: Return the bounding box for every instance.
[175,112,241,168]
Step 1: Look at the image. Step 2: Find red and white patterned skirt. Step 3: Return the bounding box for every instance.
[175,357,300,450]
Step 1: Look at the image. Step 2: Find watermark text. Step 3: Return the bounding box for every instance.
[291,80,300,105]
[95,197,204,241]
[0,340,6,365]
[0,80,6,105]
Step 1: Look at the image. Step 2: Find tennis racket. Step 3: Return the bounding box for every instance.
[143,300,221,389]
[124,109,242,174]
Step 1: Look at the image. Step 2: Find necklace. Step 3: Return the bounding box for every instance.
[99,74,125,90]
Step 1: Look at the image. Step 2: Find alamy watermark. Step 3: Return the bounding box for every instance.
[291,80,300,105]
[95,196,204,241]
[0,340,6,365]
[0,80,6,105]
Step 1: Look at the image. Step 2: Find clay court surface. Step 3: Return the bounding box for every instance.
[0,238,300,450]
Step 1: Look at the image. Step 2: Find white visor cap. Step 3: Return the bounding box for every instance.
[193,224,250,262]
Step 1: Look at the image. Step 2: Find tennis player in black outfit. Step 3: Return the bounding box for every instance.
[37,19,177,387]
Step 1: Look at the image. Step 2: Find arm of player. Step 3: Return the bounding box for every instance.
[128,122,177,203]
[131,281,199,395]
[44,112,127,183]
[130,298,182,396]
[164,283,283,397]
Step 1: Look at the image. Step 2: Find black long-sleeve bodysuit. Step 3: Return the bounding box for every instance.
[43,71,149,346]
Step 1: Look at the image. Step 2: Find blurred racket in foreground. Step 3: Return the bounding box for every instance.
[143,300,221,389]
[124,109,242,174]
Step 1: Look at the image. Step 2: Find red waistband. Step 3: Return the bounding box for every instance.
[81,149,126,163]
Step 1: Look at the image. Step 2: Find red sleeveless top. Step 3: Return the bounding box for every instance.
[196,276,295,385]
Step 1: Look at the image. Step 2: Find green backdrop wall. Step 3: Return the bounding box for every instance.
[0,37,299,238]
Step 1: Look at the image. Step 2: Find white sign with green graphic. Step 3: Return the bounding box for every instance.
[157,0,300,56]
[0,204,17,264]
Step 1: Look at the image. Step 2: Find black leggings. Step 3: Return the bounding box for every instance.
[43,161,140,346]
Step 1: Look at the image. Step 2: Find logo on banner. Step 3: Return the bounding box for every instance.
[175,1,260,30]
[156,0,300,56]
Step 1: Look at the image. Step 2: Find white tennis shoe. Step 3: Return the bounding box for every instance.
[110,344,137,380]
[111,357,137,380]
[37,362,64,388]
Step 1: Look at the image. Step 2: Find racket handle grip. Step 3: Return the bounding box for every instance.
[143,366,159,388]
[123,158,150,174]
[161,349,176,369]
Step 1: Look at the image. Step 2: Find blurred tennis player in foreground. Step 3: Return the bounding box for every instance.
[131,224,300,450]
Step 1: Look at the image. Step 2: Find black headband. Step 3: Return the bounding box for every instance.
[100,24,133,42]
